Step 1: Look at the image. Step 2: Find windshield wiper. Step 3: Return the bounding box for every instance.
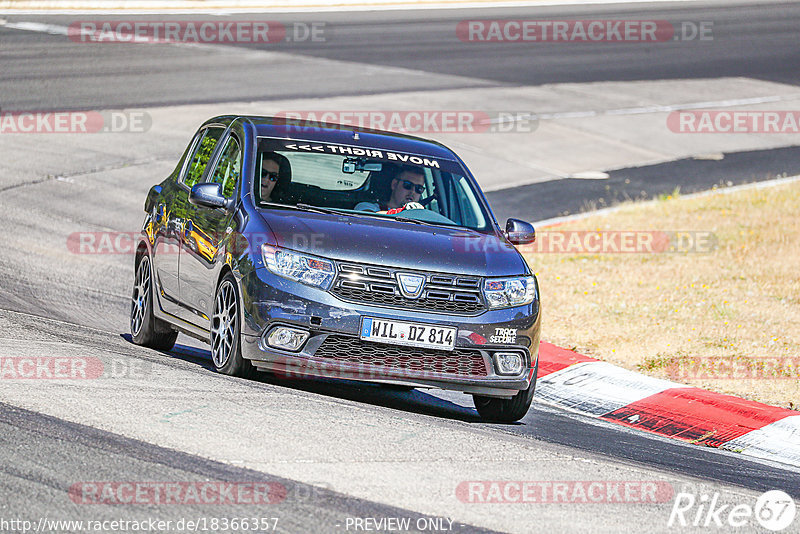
[295,204,397,221]
[294,203,353,217]
[390,216,452,228]
[259,201,293,209]
[268,202,453,228]
[260,202,354,218]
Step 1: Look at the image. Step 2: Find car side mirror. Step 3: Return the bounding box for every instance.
[505,218,536,245]
[189,183,232,210]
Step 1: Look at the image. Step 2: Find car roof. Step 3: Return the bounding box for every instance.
[206,115,460,161]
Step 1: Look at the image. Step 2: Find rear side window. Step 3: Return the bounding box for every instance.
[208,136,241,199]
[182,126,225,188]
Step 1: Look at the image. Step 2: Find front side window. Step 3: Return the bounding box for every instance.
[183,126,225,188]
[208,136,241,198]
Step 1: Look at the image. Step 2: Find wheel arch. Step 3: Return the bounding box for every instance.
[135,240,149,266]
[214,263,250,338]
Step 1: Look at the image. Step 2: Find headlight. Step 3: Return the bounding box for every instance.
[483,276,537,309]
[261,244,335,290]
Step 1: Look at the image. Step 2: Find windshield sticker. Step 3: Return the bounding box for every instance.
[282,143,441,169]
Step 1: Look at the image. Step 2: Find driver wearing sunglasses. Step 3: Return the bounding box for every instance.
[389,170,425,207]
[355,166,426,213]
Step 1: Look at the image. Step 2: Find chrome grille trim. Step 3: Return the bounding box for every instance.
[330,260,486,314]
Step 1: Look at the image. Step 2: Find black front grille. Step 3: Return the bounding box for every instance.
[313,335,489,377]
[330,261,485,314]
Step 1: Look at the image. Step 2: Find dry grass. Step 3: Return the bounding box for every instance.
[524,180,800,409]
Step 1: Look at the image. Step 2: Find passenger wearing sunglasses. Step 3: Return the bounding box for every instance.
[355,166,426,213]
[259,152,289,203]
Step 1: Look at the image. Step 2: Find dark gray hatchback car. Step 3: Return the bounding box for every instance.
[131,115,541,422]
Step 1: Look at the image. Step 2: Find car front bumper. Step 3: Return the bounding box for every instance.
[239,267,541,398]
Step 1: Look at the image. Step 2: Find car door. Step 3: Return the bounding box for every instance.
[179,131,242,327]
[157,124,227,324]
[151,129,208,316]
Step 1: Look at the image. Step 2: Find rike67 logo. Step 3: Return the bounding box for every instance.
[668,490,796,531]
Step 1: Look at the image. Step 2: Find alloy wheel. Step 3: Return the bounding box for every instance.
[211,280,238,368]
[130,256,151,337]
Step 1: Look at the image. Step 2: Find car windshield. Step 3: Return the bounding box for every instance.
[254,137,491,231]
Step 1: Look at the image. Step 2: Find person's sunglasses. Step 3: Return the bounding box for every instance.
[262,171,279,183]
[401,180,424,194]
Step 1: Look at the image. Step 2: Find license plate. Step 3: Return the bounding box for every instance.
[360,317,456,351]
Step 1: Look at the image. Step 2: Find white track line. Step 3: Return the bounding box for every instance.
[1,20,69,34]
[0,0,705,15]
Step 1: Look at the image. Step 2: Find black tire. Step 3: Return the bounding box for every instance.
[210,273,256,379]
[473,363,538,423]
[130,254,178,351]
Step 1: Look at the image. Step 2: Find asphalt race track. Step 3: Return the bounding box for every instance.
[3,1,800,110]
[1,2,799,533]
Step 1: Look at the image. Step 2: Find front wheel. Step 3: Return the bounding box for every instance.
[210,273,255,378]
[473,365,537,423]
[130,254,178,351]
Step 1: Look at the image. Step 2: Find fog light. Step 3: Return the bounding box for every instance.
[494,352,524,375]
[265,326,309,352]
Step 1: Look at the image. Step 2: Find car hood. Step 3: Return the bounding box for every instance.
[258,210,528,277]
